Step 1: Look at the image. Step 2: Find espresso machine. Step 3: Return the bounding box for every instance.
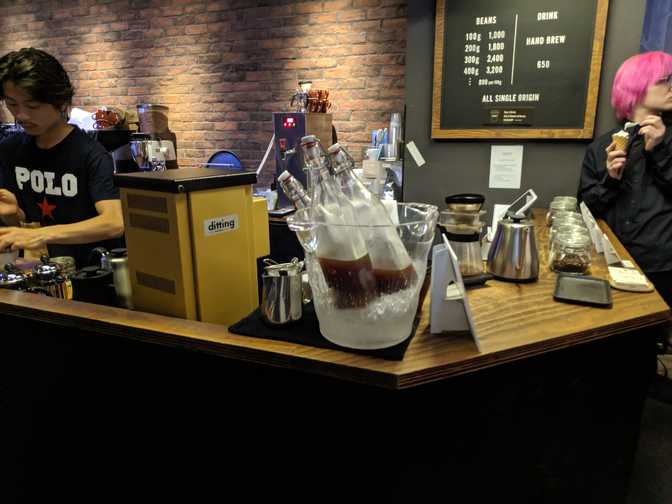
[114,168,270,326]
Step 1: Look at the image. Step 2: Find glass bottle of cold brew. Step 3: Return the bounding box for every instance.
[300,136,376,309]
[278,170,311,209]
[327,143,416,294]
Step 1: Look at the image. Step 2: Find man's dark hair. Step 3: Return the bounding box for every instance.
[0,48,74,109]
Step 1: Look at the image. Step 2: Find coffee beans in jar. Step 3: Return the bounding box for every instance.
[550,232,592,275]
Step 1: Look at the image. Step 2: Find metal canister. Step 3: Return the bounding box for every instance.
[71,266,116,306]
[32,257,70,299]
[261,258,304,326]
[0,264,27,291]
[108,248,133,309]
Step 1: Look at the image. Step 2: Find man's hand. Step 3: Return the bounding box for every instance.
[638,115,666,151]
[0,189,19,218]
[0,227,47,252]
[606,142,627,180]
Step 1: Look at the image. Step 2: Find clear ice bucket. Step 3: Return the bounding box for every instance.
[287,202,438,350]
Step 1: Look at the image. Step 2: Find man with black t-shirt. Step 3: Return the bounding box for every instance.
[0,48,124,267]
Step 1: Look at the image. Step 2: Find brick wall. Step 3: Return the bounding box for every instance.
[0,0,407,185]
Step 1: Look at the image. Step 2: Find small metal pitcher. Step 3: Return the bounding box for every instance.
[261,258,303,326]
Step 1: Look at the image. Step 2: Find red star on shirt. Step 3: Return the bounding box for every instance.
[37,196,57,220]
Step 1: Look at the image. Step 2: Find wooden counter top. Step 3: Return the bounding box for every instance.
[0,210,668,390]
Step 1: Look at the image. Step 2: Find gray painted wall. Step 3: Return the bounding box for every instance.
[403,0,646,214]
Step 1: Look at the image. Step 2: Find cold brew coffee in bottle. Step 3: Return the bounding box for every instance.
[328,143,416,294]
[300,136,377,309]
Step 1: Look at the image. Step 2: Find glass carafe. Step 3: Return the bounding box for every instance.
[438,209,486,277]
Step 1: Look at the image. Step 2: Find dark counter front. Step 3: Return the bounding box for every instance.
[1,210,669,501]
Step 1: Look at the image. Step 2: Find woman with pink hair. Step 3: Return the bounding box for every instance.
[579,51,672,307]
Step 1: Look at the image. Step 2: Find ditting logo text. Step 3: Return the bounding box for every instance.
[204,214,239,236]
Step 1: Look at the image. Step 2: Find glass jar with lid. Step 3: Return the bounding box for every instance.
[550,210,585,229]
[549,223,591,253]
[546,199,578,226]
[551,196,577,208]
[550,232,592,275]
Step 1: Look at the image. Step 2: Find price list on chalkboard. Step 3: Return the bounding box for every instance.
[432,0,608,139]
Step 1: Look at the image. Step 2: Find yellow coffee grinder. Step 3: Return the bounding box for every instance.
[114,168,270,326]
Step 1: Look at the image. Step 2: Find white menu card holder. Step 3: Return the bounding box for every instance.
[430,235,481,351]
[579,202,604,254]
[601,232,623,266]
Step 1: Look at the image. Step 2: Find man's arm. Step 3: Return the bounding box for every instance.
[0,199,124,251]
[40,199,124,244]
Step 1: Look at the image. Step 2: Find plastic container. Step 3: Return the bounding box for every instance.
[288,202,438,349]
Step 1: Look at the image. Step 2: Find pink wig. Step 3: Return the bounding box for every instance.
[611,51,672,121]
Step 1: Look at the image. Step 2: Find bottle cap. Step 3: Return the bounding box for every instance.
[300,135,317,145]
[278,170,292,182]
[327,143,341,154]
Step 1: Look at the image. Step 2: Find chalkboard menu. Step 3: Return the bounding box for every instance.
[431,0,609,139]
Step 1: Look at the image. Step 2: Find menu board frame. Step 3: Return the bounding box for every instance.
[431,0,609,139]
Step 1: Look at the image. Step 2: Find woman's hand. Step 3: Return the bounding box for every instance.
[606,142,627,180]
[0,227,47,252]
[639,115,666,151]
